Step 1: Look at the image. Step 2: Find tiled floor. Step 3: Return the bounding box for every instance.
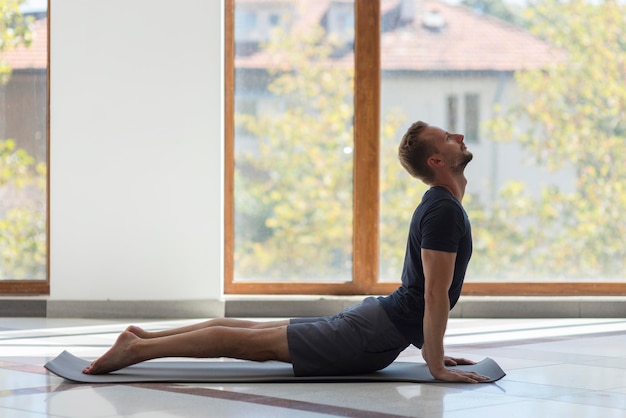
[1,317,626,417]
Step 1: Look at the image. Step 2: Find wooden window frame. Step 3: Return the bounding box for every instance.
[224,0,626,296]
[0,0,50,296]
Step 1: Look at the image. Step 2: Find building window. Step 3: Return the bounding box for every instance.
[234,10,258,42]
[447,95,458,133]
[464,93,479,142]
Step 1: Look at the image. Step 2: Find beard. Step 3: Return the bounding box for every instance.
[452,151,473,173]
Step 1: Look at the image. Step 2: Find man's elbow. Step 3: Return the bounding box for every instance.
[424,289,450,311]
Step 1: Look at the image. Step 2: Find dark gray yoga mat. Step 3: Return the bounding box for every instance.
[45,350,505,384]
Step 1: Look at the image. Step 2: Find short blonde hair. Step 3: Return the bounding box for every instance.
[398,121,437,183]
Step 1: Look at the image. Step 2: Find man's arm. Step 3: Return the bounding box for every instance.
[421,248,488,383]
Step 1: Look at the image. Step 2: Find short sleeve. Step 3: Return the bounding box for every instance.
[420,200,464,253]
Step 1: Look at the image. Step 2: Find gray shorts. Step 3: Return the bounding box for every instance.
[286,297,410,377]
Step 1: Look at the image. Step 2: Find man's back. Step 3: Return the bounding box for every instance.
[379,186,472,347]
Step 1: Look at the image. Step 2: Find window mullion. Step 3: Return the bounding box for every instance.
[353,0,381,292]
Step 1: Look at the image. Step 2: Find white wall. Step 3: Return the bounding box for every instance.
[49,0,223,302]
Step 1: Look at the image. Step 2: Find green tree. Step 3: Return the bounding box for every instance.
[0,1,44,280]
[235,23,407,281]
[461,0,526,27]
[0,0,32,83]
[235,25,355,280]
[480,0,626,280]
[0,140,46,280]
[378,110,426,281]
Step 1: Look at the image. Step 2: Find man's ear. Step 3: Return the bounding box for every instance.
[427,154,444,168]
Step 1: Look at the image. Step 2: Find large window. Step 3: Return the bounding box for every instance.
[0,0,48,294]
[234,0,354,284]
[226,0,380,294]
[226,0,626,296]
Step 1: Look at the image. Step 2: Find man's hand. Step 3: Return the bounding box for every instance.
[425,355,489,383]
[430,366,490,383]
[443,356,475,366]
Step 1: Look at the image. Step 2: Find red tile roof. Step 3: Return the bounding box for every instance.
[1,17,47,70]
[236,0,561,71]
[2,1,560,73]
[381,0,559,71]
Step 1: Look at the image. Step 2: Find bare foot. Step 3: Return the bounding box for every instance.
[82,331,141,374]
[126,325,150,338]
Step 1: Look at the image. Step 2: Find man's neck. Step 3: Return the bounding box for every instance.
[430,176,467,203]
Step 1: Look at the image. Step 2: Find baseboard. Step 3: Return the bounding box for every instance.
[451,296,626,318]
[0,299,47,317]
[224,295,365,318]
[227,295,626,318]
[46,299,225,319]
[0,296,624,318]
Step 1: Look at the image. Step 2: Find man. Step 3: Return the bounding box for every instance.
[83,121,488,383]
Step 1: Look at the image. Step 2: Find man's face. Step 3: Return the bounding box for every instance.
[424,126,473,173]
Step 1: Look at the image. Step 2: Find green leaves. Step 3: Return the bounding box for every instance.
[234,0,626,283]
[0,0,33,84]
[234,24,355,280]
[481,0,626,280]
[0,2,43,279]
[0,139,46,280]
[0,207,45,280]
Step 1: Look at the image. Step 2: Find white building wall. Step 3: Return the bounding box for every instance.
[49,0,224,308]
[381,73,575,207]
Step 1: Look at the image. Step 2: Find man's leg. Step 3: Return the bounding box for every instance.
[83,324,290,375]
[128,318,290,339]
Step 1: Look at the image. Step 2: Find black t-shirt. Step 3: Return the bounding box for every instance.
[379,186,472,348]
